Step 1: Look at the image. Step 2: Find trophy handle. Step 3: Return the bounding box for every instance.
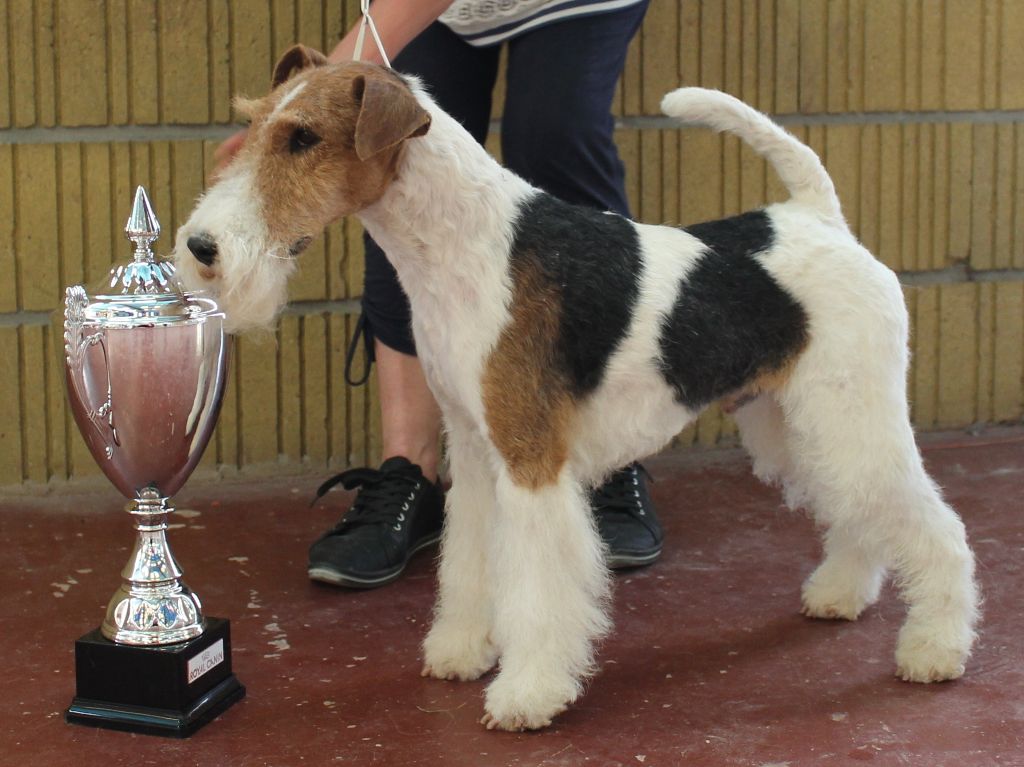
[64,287,120,459]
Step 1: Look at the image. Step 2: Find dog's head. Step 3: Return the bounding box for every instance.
[173,46,431,332]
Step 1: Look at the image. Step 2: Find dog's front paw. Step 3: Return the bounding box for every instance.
[421,622,498,682]
[895,621,970,683]
[480,669,576,731]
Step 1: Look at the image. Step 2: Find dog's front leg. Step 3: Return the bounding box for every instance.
[422,419,499,681]
[481,468,610,731]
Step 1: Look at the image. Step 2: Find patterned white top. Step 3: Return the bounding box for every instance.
[439,0,646,47]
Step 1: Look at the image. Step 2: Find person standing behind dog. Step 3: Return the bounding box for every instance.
[220,0,664,589]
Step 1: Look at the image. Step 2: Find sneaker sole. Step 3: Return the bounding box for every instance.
[307,531,442,589]
[607,547,663,570]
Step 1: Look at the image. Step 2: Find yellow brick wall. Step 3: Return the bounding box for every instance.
[1,0,1022,487]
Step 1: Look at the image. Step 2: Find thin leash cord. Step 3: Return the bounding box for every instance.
[346,0,390,390]
[352,0,392,67]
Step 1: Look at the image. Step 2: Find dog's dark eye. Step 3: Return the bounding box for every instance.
[289,127,322,154]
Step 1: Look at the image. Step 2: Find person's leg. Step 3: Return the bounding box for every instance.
[310,23,500,587]
[501,3,664,569]
[374,343,443,480]
[362,22,501,482]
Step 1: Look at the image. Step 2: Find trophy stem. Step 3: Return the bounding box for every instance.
[101,489,205,646]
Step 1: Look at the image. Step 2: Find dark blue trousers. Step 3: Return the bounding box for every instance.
[357,2,649,365]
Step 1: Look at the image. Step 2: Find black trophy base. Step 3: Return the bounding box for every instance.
[66,617,245,738]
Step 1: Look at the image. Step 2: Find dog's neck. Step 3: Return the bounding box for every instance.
[357,99,535,300]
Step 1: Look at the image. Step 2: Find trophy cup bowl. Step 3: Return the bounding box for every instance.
[63,186,244,736]
[64,288,225,644]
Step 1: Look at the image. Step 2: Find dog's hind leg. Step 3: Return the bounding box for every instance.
[887,473,979,682]
[480,468,610,731]
[734,394,796,493]
[422,420,499,681]
[800,523,887,620]
[778,351,978,682]
[736,394,886,620]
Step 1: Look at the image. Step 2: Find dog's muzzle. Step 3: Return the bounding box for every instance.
[187,233,218,265]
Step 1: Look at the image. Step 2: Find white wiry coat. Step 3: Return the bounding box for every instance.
[174,59,978,731]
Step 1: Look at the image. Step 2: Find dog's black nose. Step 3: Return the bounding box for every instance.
[187,233,218,266]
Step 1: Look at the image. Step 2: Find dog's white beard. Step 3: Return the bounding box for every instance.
[178,236,295,334]
[173,170,296,334]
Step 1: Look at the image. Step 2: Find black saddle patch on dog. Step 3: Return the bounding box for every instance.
[658,210,809,409]
[509,192,641,398]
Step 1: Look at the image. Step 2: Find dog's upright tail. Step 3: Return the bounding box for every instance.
[661,87,843,222]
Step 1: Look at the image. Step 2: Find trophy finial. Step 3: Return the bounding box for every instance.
[111,185,174,293]
[125,185,161,261]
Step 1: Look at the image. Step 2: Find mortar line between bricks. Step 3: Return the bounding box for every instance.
[2,109,1024,145]
[3,273,1023,328]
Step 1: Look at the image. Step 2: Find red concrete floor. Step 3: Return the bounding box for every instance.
[1,428,1022,766]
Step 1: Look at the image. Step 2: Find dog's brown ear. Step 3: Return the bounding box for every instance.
[352,73,432,161]
[273,44,328,88]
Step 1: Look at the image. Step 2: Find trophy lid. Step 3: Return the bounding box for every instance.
[74,186,222,328]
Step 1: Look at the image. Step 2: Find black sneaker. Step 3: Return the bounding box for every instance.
[593,463,663,569]
[308,457,444,589]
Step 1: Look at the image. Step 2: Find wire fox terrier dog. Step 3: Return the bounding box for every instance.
[174,46,979,731]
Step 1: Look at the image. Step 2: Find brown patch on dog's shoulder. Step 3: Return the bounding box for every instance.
[482,252,574,490]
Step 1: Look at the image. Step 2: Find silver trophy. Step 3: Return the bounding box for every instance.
[63,186,244,736]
